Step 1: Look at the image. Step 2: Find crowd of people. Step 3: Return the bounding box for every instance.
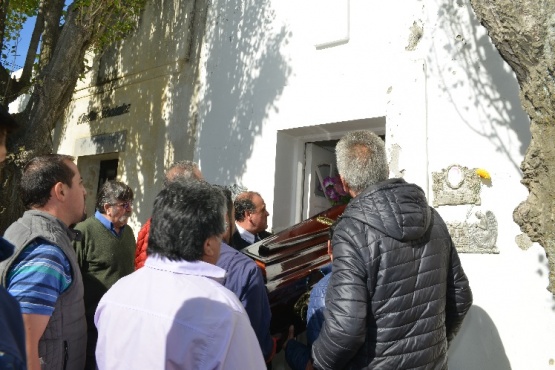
[0,102,473,370]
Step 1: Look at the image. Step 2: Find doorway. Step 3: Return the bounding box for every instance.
[273,117,386,233]
[77,153,120,217]
[97,159,119,194]
[302,140,339,219]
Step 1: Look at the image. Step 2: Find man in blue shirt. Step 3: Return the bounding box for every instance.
[1,154,88,370]
[73,180,136,370]
[0,104,26,370]
[215,185,276,365]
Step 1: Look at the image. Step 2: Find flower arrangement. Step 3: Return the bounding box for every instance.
[319,175,351,206]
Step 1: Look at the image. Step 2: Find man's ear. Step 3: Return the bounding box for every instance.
[53,182,65,201]
[203,236,217,258]
[103,203,112,215]
[340,175,357,198]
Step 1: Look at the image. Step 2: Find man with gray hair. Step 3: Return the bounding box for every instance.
[95,180,266,368]
[310,130,473,369]
[73,180,136,370]
[135,160,203,269]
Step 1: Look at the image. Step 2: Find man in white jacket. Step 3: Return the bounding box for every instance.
[95,180,265,369]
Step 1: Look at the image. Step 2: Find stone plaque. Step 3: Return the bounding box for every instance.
[432,164,481,207]
[74,131,127,157]
[447,210,499,254]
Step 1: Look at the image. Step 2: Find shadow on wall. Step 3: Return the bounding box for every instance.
[448,305,511,370]
[429,1,530,173]
[58,0,202,225]
[196,0,292,185]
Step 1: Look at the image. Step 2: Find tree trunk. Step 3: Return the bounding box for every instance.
[469,0,555,293]
[0,6,95,232]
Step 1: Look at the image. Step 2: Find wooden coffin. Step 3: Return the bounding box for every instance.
[242,204,346,334]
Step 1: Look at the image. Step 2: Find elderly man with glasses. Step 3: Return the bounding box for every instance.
[73,180,136,370]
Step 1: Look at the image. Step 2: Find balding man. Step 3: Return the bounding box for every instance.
[232,191,272,250]
[135,161,203,269]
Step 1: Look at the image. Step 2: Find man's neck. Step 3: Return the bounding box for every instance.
[235,222,256,235]
[235,223,257,244]
[32,206,70,228]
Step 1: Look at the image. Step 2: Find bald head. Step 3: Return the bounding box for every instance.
[164,160,203,187]
[234,191,269,234]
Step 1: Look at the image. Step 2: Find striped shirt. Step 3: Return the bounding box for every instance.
[6,240,72,316]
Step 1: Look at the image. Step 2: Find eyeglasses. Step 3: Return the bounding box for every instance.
[113,202,132,211]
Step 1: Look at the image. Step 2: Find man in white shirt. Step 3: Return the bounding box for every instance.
[94,180,266,369]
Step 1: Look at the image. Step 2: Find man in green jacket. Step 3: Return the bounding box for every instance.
[73,180,136,370]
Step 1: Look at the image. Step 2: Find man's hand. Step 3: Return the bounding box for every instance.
[22,314,50,370]
[281,325,295,351]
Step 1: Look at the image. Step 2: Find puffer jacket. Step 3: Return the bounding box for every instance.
[311,178,473,370]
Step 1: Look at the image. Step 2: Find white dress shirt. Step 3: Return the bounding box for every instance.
[94,255,265,369]
[235,223,256,244]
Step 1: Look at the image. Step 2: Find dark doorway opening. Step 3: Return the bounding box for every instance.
[97,159,119,194]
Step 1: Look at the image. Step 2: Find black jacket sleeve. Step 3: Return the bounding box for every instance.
[445,238,473,341]
[311,219,369,369]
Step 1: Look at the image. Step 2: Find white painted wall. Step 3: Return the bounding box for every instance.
[194,0,554,368]
[53,0,554,368]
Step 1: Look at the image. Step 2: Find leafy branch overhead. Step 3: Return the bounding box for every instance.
[0,0,147,234]
[0,0,147,106]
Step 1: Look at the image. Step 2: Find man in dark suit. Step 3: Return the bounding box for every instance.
[232,191,272,250]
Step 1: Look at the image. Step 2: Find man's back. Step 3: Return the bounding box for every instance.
[217,243,274,360]
[95,255,266,369]
[312,178,472,369]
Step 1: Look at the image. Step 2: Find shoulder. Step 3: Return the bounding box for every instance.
[122,225,136,240]
[210,280,249,313]
[9,242,71,283]
[218,244,258,272]
[74,216,101,232]
[18,241,69,264]
[138,219,151,237]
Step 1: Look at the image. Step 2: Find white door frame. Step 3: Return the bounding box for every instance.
[273,117,386,233]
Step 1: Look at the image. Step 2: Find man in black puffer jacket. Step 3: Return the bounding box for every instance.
[311,131,473,370]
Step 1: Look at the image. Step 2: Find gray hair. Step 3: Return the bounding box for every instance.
[335,130,388,194]
[163,160,202,187]
[96,180,134,213]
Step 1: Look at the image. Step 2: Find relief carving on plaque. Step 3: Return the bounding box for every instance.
[432,164,481,207]
[446,210,499,254]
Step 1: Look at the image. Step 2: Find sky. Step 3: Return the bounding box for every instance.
[3,16,35,72]
[4,0,72,72]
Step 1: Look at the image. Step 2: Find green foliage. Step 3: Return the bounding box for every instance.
[72,0,148,51]
[1,0,147,73]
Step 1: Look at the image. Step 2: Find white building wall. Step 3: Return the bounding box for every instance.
[195,0,554,369]
[52,0,554,368]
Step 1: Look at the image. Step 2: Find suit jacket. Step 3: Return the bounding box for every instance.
[231,229,272,250]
